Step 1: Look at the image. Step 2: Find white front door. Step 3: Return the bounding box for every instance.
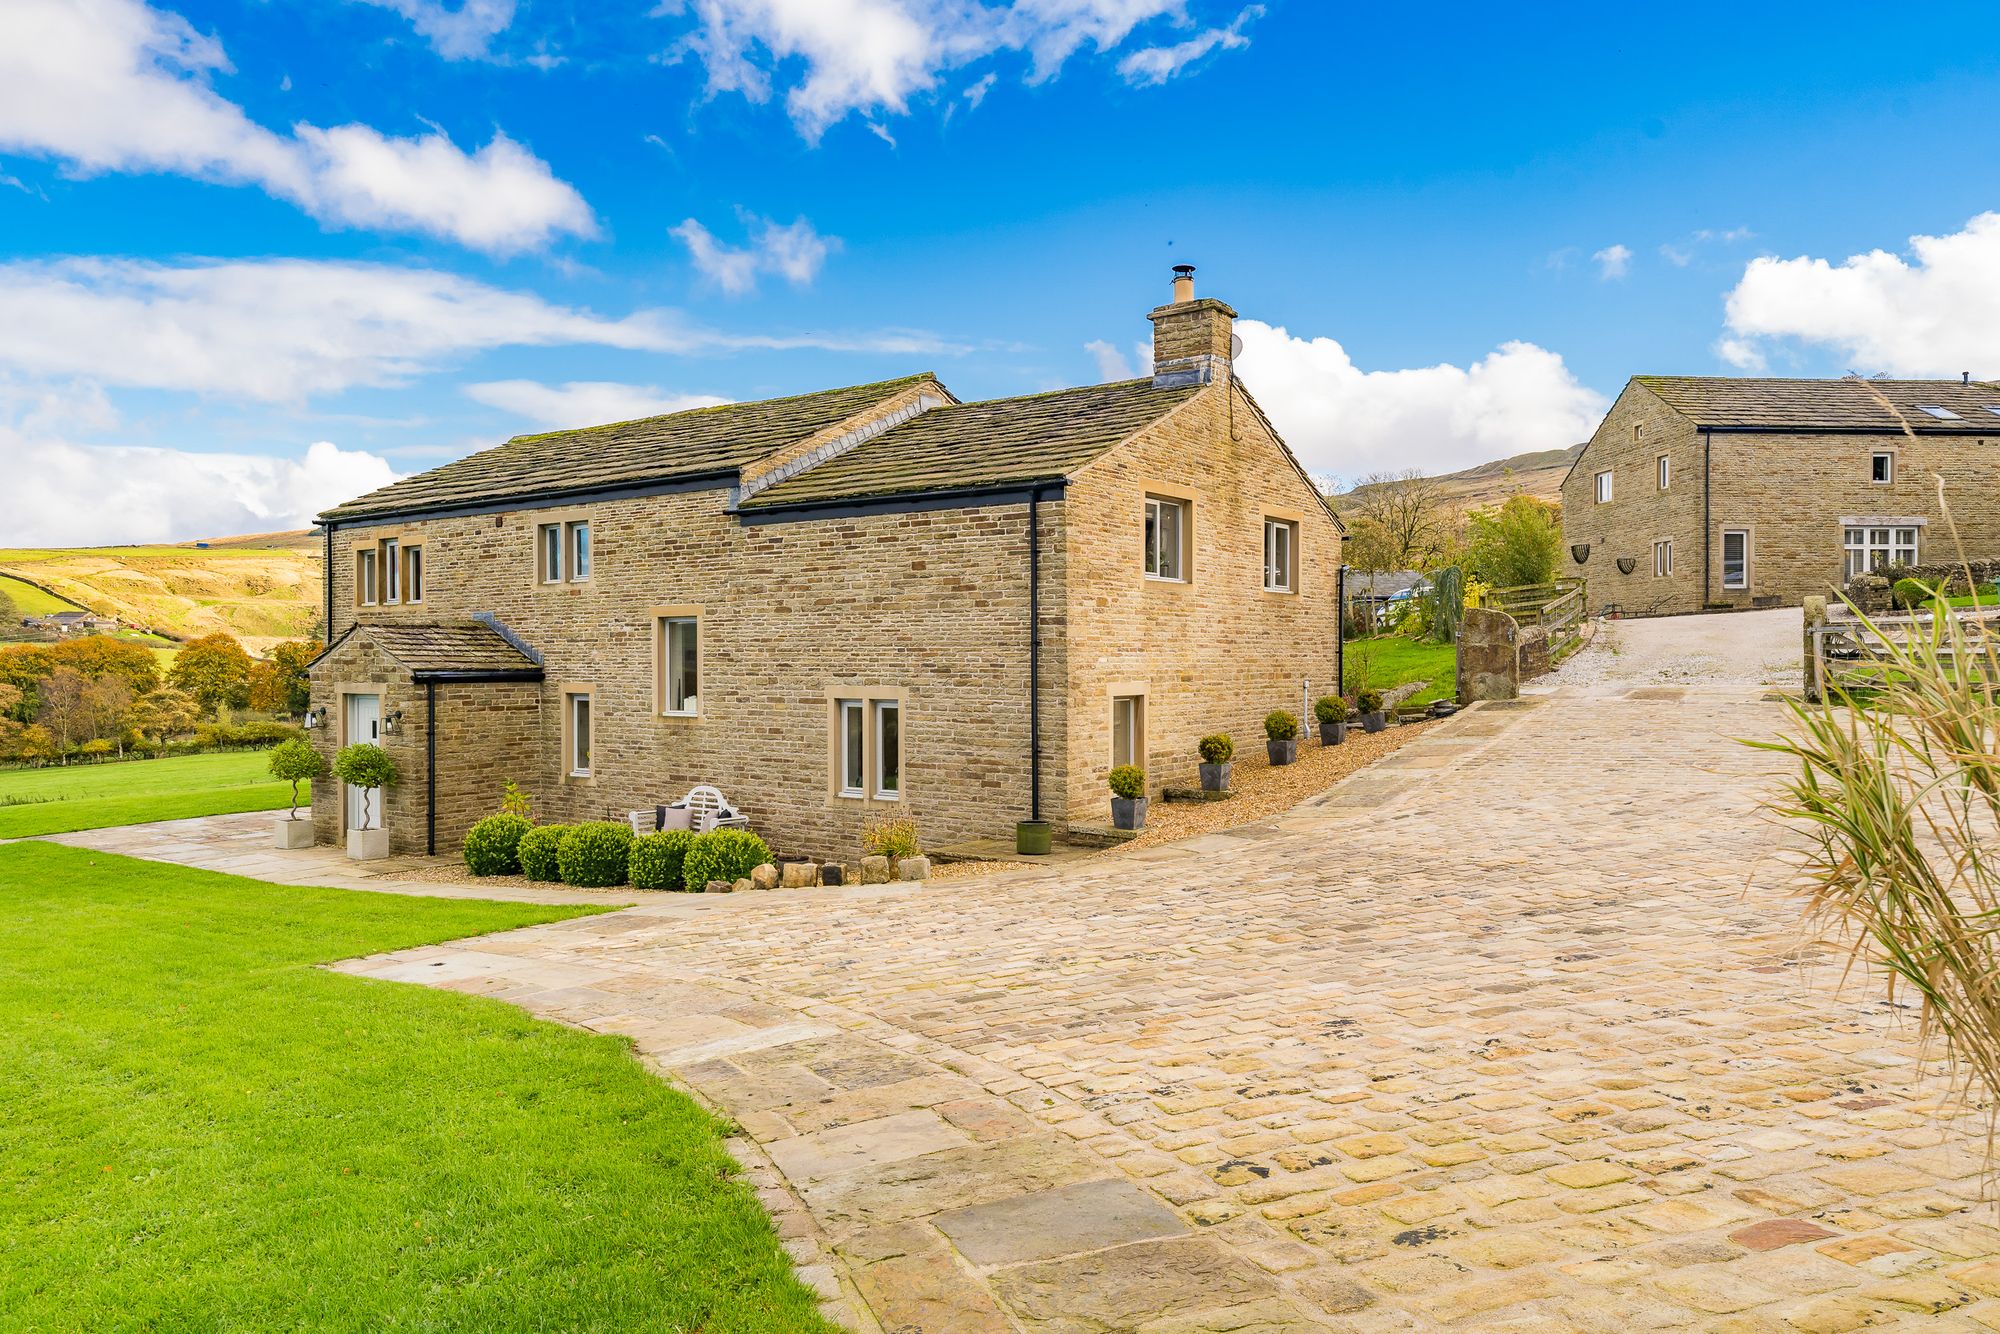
[343,692,382,830]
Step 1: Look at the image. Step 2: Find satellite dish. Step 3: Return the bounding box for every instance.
[1230,333,1244,358]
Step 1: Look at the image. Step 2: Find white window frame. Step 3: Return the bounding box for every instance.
[1722,529,1750,590]
[356,549,378,606]
[836,699,866,798]
[1263,518,1296,593]
[1144,495,1186,582]
[873,700,901,799]
[661,616,698,716]
[1871,451,1894,485]
[402,544,424,604]
[1652,539,1673,578]
[382,538,400,604]
[1595,470,1613,504]
[1844,525,1919,579]
[1657,454,1671,491]
[539,523,564,584]
[1111,694,1143,769]
[566,692,592,778]
[569,521,591,582]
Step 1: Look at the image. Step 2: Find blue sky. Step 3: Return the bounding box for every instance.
[5,0,2000,543]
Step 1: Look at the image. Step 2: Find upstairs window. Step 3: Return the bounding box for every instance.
[403,545,424,603]
[1871,451,1894,484]
[382,538,400,604]
[539,520,591,583]
[1595,470,1613,504]
[355,548,378,606]
[1144,496,1186,581]
[1657,454,1671,490]
[1263,518,1296,593]
[570,521,592,580]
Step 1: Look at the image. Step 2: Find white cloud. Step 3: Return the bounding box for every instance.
[658,0,1191,140]
[3,434,401,545]
[1115,4,1259,87]
[1084,339,1133,381]
[1592,244,1632,281]
[672,214,838,295]
[354,0,517,59]
[0,0,593,253]
[963,71,998,108]
[1232,319,1609,477]
[465,379,731,428]
[1660,226,1752,268]
[1720,212,2000,377]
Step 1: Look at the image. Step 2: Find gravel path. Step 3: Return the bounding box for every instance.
[1544,606,1802,693]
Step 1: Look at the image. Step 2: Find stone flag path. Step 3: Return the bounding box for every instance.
[316,678,2000,1333]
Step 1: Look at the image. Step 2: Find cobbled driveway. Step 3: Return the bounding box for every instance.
[324,615,2000,1330]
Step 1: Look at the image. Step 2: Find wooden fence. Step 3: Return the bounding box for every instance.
[1486,578,1587,660]
[1804,597,2000,701]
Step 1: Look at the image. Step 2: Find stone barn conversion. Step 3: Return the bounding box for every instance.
[307,269,1344,861]
[1562,375,2000,615]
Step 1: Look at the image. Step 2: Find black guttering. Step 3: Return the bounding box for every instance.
[1027,486,1044,824]
[735,479,1068,526]
[1701,429,1713,604]
[407,668,544,683]
[319,469,740,531]
[1694,424,1994,435]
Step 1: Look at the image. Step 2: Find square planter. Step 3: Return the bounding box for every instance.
[1361,711,1388,733]
[346,828,390,861]
[1266,739,1298,766]
[1198,761,1231,792]
[274,817,315,849]
[1110,796,1148,831]
[1319,721,1347,747]
[1015,820,1053,856]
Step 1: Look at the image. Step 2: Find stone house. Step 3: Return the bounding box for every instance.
[307,269,1344,861]
[1561,376,2000,616]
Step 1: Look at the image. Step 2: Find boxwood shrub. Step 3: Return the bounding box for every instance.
[518,823,570,881]
[1263,709,1299,741]
[1313,695,1350,725]
[557,822,634,888]
[462,813,532,876]
[1107,764,1145,799]
[682,828,773,891]
[629,829,695,891]
[1198,733,1233,765]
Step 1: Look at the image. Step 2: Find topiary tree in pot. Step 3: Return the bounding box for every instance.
[1197,733,1233,793]
[1264,710,1299,766]
[267,737,326,848]
[1108,763,1147,830]
[1356,688,1388,733]
[1314,695,1351,747]
[331,742,398,860]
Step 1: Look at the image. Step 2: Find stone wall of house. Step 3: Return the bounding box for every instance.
[1059,378,1343,822]
[308,633,427,854]
[320,486,1068,861]
[1560,382,1706,616]
[432,680,543,850]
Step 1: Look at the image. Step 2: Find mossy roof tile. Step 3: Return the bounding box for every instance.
[1637,376,2000,431]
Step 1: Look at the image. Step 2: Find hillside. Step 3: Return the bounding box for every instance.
[0,533,322,654]
[1333,444,1583,513]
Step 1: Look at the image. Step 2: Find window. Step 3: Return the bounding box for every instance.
[1144,495,1186,581]
[538,520,590,583]
[382,538,400,604]
[1722,529,1749,590]
[566,693,592,778]
[1652,540,1673,578]
[1263,518,1296,593]
[1871,451,1894,484]
[570,521,591,581]
[1844,525,1919,578]
[355,549,378,606]
[874,701,901,799]
[1595,470,1613,504]
[403,545,424,603]
[661,616,698,715]
[1111,694,1143,769]
[1985,406,2000,418]
[1633,422,1645,443]
[1918,405,1960,419]
[1657,454,1671,490]
[540,524,563,583]
[836,699,866,797]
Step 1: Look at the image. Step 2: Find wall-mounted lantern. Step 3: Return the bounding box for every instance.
[303,706,326,729]
[381,709,404,736]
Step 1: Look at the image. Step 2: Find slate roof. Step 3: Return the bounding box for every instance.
[1637,377,2000,431]
[740,379,1202,509]
[320,621,542,678]
[319,373,940,523]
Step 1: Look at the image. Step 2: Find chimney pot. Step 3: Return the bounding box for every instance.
[1171,264,1195,304]
[1964,371,1972,385]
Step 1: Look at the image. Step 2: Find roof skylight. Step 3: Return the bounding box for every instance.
[1918,405,1962,419]
[1986,406,2000,417]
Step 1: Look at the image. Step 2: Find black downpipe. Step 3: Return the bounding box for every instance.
[322,524,334,641]
[1702,428,1713,606]
[1028,489,1042,823]
[425,680,438,857]
[1336,563,1347,698]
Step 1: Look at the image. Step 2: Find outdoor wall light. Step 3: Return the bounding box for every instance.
[303,707,325,729]
[381,709,404,736]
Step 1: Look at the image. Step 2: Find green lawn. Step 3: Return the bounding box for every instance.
[0,843,833,1332]
[1345,634,1458,707]
[0,573,81,616]
[0,749,300,838]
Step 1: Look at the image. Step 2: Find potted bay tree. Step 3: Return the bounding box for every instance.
[1314,696,1350,747]
[1109,764,1147,830]
[1357,688,1388,734]
[1198,733,1233,793]
[1264,710,1299,766]
[268,737,326,849]
[333,742,398,861]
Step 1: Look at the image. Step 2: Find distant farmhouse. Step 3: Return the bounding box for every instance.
[1563,376,2000,615]
[20,610,119,636]
[309,268,1344,860]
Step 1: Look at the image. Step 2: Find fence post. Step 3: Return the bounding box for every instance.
[1802,596,1827,703]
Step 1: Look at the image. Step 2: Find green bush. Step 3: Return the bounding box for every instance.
[861,815,920,860]
[629,829,695,891]
[557,822,633,888]
[683,829,773,890]
[1108,764,1145,799]
[1356,688,1385,714]
[1892,577,1936,610]
[518,824,569,881]
[462,813,532,876]
[1313,695,1350,725]
[1198,733,1233,764]
[331,743,397,826]
[1263,710,1299,742]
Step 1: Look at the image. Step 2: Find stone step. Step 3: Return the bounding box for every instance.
[1063,821,1139,847]
[1160,786,1235,803]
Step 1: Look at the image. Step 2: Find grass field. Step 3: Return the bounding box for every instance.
[0,573,81,616]
[0,843,831,1332]
[0,750,299,838]
[0,541,321,653]
[1346,634,1458,707]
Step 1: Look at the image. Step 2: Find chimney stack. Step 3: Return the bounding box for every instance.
[1150,264,1237,389]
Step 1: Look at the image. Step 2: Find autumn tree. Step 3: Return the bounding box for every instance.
[43,636,160,696]
[124,688,200,744]
[168,634,253,714]
[249,639,320,716]
[7,724,56,766]
[1338,471,1463,574]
